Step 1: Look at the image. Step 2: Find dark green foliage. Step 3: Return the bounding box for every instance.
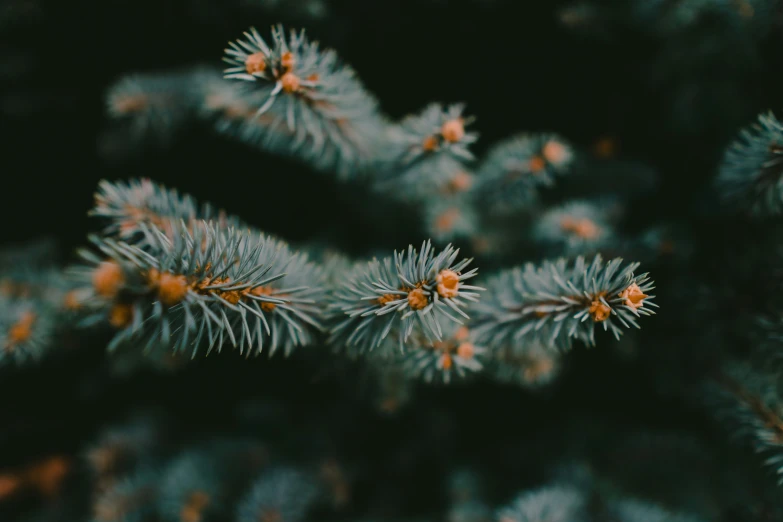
[5,1,783,521]
[717,112,783,216]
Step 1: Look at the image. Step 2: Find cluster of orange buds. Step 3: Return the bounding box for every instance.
[0,456,71,501]
[422,117,467,152]
[432,326,477,371]
[560,216,602,240]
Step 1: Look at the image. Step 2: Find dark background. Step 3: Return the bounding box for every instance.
[2,0,783,520]
[5,0,781,248]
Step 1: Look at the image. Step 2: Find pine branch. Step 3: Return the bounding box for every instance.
[235,467,320,522]
[68,221,324,358]
[105,67,213,145]
[94,469,159,522]
[717,111,783,216]
[0,295,55,366]
[605,498,704,522]
[471,255,656,350]
[91,178,245,249]
[222,25,387,178]
[0,245,76,367]
[488,340,562,389]
[497,485,588,522]
[398,320,486,384]
[326,240,482,355]
[473,133,574,215]
[711,364,783,484]
[532,200,620,257]
[424,195,480,244]
[374,103,478,201]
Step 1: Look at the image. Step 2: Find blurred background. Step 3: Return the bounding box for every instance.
[4,0,781,248]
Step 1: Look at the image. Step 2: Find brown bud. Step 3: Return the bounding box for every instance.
[281,72,301,93]
[542,140,569,165]
[441,353,453,370]
[436,269,460,298]
[435,208,460,233]
[7,311,35,349]
[588,300,611,322]
[561,217,600,239]
[93,261,125,298]
[441,119,465,143]
[109,303,134,328]
[250,286,278,312]
[245,52,267,74]
[63,290,82,311]
[407,288,428,310]
[618,283,648,309]
[180,491,210,522]
[453,326,470,342]
[422,135,439,152]
[529,155,546,173]
[157,272,189,306]
[376,293,398,306]
[281,51,295,70]
[457,342,475,359]
[448,171,473,193]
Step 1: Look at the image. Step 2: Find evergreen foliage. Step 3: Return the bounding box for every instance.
[6,1,783,521]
